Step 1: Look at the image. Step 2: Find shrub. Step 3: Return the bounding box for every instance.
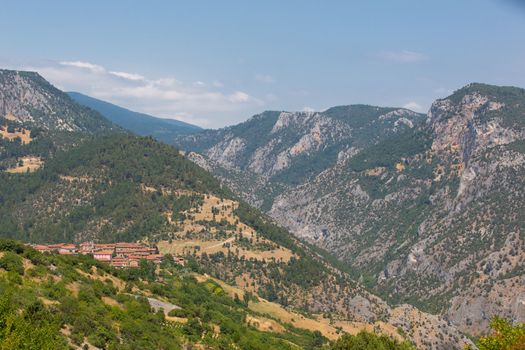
[0,251,24,275]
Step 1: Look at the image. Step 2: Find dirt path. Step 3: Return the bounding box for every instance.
[146,297,181,314]
[206,237,235,249]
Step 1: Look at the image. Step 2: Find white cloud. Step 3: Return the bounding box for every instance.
[153,78,180,87]
[255,74,274,83]
[59,61,105,73]
[20,60,263,128]
[229,91,249,103]
[403,101,424,112]
[193,81,206,87]
[380,50,428,63]
[109,71,145,81]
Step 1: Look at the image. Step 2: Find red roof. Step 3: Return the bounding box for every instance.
[48,244,65,249]
[94,250,114,255]
[59,251,75,255]
[33,245,51,250]
[145,254,162,261]
[115,242,143,248]
[95,244,116,249]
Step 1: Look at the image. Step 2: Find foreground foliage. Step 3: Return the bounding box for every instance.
[0,239,328,349]
[466,317,525,350]
[330,331,415,350]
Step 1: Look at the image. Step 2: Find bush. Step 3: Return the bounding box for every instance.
[474,317,525,350]
[0,251,24,275]
[167,308,187,318]
[331,331,415,350]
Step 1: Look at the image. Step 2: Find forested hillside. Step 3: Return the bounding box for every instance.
[0,69,475,349]
[0,133,452,347]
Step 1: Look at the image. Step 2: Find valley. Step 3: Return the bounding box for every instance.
[2,2,525,348]
[174,83,525,339]
[0,68,521,349]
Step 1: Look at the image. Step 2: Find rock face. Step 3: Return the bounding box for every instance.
[175,83,525,338]
[176,105,424,209]
[0,69,117,172]
[0,69,114,132]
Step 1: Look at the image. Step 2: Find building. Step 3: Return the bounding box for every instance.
[79,241,95,254]
[110,257,130,268]
[59,244,77,255]
[32,245,53,253]
[145,254,163,264]
[93,250,113,261]
[29,241,185,269]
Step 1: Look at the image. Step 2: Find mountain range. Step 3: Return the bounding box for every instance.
[67,91,202,144]
[174,83,525,338]
[2,67,523,349]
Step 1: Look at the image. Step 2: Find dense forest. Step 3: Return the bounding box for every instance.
[0,134,228,243]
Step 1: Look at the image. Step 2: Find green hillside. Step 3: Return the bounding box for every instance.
[0,135,226,243]
[0,239,329,349]
[0,133,390,329]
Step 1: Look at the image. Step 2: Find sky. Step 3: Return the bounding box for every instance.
[1,0,524,128]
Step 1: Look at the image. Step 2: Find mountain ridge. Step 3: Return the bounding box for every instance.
[173,83,525,337]
[67,91,202,144]
[0,69,473,349]
[0,69,116,133]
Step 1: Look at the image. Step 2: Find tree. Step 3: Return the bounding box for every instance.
[473,317,525,350]
[0,252,24,275]
[331,331,415,350]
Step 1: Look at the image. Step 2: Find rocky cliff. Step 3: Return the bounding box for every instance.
[0,68,118,172]
[175,83,525,337]
[0,69,115,132]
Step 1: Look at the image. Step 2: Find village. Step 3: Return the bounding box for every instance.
[30,242,186,268]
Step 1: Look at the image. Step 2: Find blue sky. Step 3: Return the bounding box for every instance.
[1,0,524,128]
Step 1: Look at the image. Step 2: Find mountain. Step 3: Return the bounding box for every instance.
[0,69,119,174]
[0,133,473,349]
[68,91,202,144]
[0,70,115,133]
[173,83,525,337]
[175,105,425,209]
[0,70,475,349]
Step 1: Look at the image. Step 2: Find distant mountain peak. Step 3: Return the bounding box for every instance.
[0,68,116,133]
[67,91,201,144]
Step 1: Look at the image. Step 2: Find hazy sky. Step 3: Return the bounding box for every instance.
[1,0,524,128]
